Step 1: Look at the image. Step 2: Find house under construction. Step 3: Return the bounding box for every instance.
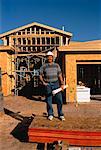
[0,22,101,102]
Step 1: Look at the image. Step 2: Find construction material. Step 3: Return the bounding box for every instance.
[28,128,101,146]
[77,86,90,102]
[52,85,68,95]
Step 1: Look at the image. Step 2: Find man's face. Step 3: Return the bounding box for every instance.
[47,55,53,63]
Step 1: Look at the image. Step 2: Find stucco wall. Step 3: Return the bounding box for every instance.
[65,53,101,102]
[0,52,15,96]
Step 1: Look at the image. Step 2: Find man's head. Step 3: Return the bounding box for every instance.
[46,51,54,63]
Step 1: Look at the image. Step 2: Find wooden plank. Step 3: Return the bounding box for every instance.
[28,128,101,146]
[11,34,60,38]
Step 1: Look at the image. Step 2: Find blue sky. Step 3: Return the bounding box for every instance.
[0,0,101,41]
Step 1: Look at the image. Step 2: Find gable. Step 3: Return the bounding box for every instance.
[0,22,72,38]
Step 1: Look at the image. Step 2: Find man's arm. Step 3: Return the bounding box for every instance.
[39,75,48,86]
[59,74,64,90]
[39,64,48,86]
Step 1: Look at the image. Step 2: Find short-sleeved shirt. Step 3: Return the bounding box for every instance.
[40,62,62,83]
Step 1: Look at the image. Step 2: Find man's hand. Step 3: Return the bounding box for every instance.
[61,85,64,91]
[43,81,48,86]
[39,75,48,86]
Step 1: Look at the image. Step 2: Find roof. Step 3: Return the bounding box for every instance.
[0,22,72,38]
[0,45,15,51]
[59,40,101,51]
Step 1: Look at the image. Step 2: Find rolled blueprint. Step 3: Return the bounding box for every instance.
[52,85,68,95]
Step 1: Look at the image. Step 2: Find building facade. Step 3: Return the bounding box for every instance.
[0,22,101,102]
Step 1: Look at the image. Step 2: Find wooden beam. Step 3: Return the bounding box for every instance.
[28,128,101,146]
[14,44,59,46]
[10,34,60,38]
[14,53,46,56]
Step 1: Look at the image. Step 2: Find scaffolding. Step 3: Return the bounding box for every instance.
[1,25,69,96]
[13,32,58,96]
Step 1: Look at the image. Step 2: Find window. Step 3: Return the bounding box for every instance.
[23,38,26,45]
[56,37,59,44]
[37,38,40,44]
[42,38,45,44]
[46,38,50,44]
[32,38,35,44]
[18,32,21,35]
[63,37,66,45]
[51,37,55,44]
[28,39,31,45]
[18,38,21,44]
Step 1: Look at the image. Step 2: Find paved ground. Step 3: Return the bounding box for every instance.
[0,96,101,149]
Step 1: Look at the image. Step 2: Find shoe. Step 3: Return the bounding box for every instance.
[59,116,65,121]
[48,115,53,121]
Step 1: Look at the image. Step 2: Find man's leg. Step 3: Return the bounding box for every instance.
[55,92,64,117]
[52,82,64,117]
[45,85,53,116]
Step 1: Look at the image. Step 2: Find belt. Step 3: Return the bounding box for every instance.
[48,80,58,83]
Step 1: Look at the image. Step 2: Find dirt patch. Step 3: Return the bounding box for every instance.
[0,96,101,149]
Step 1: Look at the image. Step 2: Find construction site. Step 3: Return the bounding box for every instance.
[0,22,101,149]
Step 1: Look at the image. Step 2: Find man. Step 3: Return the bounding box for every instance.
[39,51,65,121]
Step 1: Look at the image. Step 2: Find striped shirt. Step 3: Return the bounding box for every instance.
[40,62,62,83]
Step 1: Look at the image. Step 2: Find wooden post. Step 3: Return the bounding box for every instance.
[3,37,7,45]
[66,37,69,45]
[34,27,36,34]
[60,36,63,46]
[30,27,32,34]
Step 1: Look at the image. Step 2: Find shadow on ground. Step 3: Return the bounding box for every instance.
[4,108,34,142]
[4,108,61,149]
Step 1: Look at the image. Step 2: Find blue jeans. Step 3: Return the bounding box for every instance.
[45,81,64,117]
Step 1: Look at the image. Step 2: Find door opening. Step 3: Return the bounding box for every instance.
[77,64,101,95]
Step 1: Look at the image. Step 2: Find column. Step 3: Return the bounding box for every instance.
[34,27,36,34]
[65,55,77,102]
[30,37,33,51]
[3,37,7,45]
[39,28,41,34]
[66,37,69,45]
[9,36,12,46]
[16,38,19,45]
[40,38,42,51]
[25,29,27,34]
[30,27,32,34]
[35,37,37,51]
[60,36,63,46]
[26,38,28,51]
[44,30,46,34]
[21,38,23,51]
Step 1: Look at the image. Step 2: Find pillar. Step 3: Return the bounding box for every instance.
[3,37,7,45]
[0,52,12,96]
[65,55,77,102]
[66,37,69,45]
[21,38,23,51]
[25,29,27,34]
[9,36,12,46]
[34,27,36,34]
[30,37,33,51]
[60,36,63,46]
[39,28,41,34]
[30,27,32,34]
[26,38,28,51]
